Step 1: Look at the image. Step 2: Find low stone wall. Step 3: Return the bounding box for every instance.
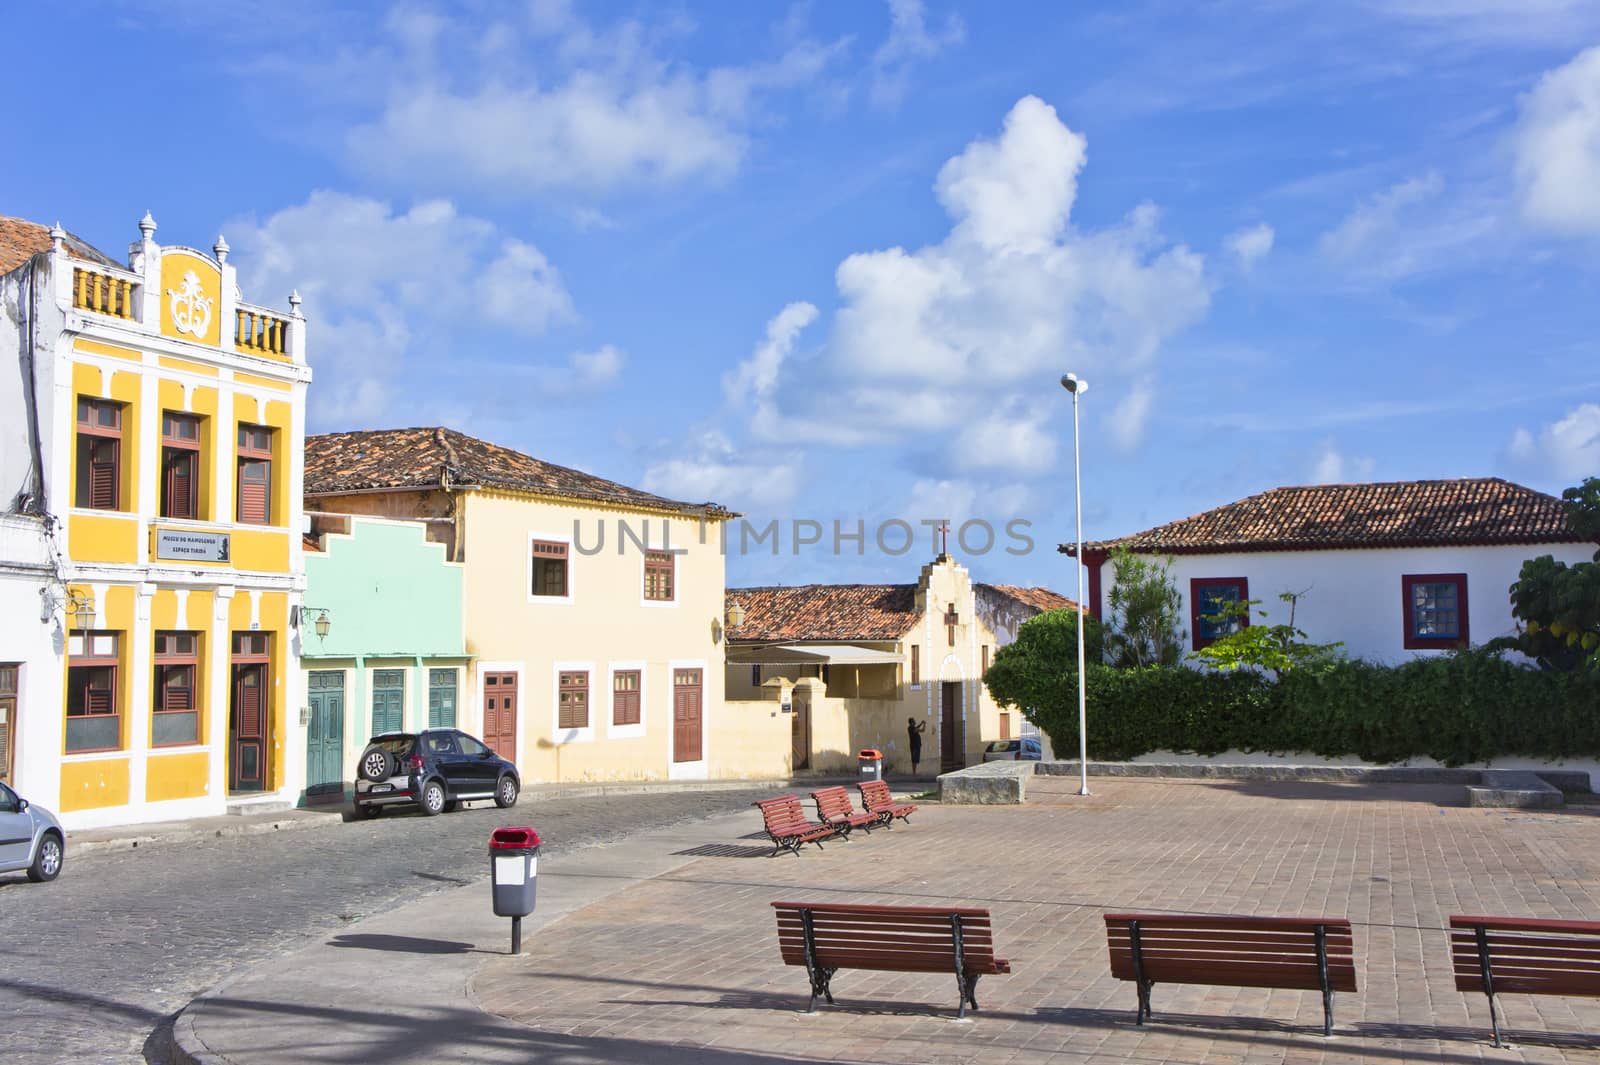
[938,759,1590,808]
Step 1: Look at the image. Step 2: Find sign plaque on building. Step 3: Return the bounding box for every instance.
[155,528,231,563]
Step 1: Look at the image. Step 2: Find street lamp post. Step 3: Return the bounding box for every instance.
[1060,373,1090,796]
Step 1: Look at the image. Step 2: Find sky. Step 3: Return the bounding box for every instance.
[4,0,1599,590]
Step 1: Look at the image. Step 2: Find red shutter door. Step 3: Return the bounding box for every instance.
[672,670,702,763]
[89,439,118,509]
[238,462,269,523]
[237,669,262,738]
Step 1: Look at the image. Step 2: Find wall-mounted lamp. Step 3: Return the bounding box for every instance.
[711,617,723,645]
[300,606,332,640]
[65,588,96,632]
[726,600,746,630]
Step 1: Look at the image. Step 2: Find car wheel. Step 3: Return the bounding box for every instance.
[494,774,519,809]
[27,831,63,883]
[358,803,383,820]
[420,779,446,816]
[443,800,459,813]
[358,747,397,782]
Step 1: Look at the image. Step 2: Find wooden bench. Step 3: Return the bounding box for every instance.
[810,786,882,837]
[1451,915,1600,1047]
[1105,913,1357,1035]
[772,901,1011,1017]
[857,779,916,827]
[752,795,840,857]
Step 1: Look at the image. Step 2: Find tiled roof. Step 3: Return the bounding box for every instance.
[0,215,120,275]
[304,427,731,518]
[1063,477,1586,556]
[726,584,920,643]
[976,583,1079,613]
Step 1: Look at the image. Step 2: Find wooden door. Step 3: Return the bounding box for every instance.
[0,665,16,786]
[999,711,1011,741]
[481,672,518,764]
[673,669,702,763]
[305,671,344,795]
[790,685,810,771]
[230,664,267,791]
[940,681,962,772]
[370,670,404,735]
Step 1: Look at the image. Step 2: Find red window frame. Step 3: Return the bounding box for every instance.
[161,412,201,520]
[66,631,121,753]
[75,397,123,510]
[153,631,200,747]
[1191,577,1249,650]
[558,670,589,730]
[612,670,641,726]
[644,551,675,601]
[237,424,273,525]
[1402,573,1469,650]
[910,644,920,686]
[531,540,569,597]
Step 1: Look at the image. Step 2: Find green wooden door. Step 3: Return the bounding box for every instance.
[306,671,344,793]
[371,670,405,735]
[428,669,457,728]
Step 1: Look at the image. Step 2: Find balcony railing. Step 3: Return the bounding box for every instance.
[236,305,290,357]
[72,267,138,321]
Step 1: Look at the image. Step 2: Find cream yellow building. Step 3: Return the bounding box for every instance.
[0,214,310,827]
[304,427,735,782]
[725,555,1046,776]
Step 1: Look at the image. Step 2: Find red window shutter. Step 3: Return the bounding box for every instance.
[238,461,270,524]
[239,679,261,735]
[87,688,114,714]
[165,451,195,519]
[89,439,118,509]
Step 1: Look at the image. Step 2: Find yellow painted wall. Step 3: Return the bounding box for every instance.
[68,512,139,564]
[708,700,792,779]
[158,250,223,347]
[146,752,210,802]
[230,529,290,572]
[60,758,130,812]
[68,362,142,562]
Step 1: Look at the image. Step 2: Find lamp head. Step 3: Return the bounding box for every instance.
[1060,373,1088,395]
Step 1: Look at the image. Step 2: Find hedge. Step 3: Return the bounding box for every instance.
[1030,651,1600,767]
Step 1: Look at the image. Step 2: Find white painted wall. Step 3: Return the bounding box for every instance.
[0,515,63,803]
[1096,542,1596,665]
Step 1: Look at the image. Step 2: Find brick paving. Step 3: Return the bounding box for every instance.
[473,777,1600,1063]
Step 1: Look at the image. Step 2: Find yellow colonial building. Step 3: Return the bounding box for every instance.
[0,214,310,828]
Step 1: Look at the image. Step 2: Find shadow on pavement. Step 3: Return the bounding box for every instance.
[328,934,477,955]
[671,843,772,858]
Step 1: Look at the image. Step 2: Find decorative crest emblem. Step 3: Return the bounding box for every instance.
[166,270,214,338]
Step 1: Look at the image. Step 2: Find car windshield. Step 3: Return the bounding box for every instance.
[368,735,415,755]
[985,740,1019,753]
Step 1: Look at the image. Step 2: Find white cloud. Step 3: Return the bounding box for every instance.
[1506,404,1600,481]
[1513,45,1600,235]
[1319,172,1443,261]
[229,191,577,429]
[1224,222,1275,272]
[871,0,965,110]
[1309,440,1376,484]
[641,429,801,507]
[1107,382,1155,452]
[724,302,818,404]
[569,345,624,389]
[745,96,1208,476]
[340,8,844,196]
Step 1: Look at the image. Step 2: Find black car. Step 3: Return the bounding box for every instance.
[351,729,520,818]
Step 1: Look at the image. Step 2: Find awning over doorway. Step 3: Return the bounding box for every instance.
[726,643,902,666]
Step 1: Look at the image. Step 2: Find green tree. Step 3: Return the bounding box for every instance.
[984,609,1105,735]
[1103,547,1186,667]
[1189,591,1344,677]
[1492,478,1600,671]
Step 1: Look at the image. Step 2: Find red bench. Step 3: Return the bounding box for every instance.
[752,795,839,857]
[1105,913,1357,1036]
[772,901,1011,1017]
[857,779,916,827]
[1451,915,1600,1047]
[810,785,882,837]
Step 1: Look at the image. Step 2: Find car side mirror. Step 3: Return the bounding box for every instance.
[17,798,28,812]
[478,750,493,758]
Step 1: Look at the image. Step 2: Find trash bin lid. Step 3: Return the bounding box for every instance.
[490,826,541,850]
[858,748,883,759]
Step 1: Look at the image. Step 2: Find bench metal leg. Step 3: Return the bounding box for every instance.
[1485,992,1503,1049]
[958,974,980,1019]
[1315,924,1333,1036]
[1475,926,1505,1048]
[806,967,836,1012]
[1128,920,1152,1024]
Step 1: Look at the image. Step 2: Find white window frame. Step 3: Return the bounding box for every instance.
[666,657,708,780]
[606,659,647,739]
[527,531,575,606]
[551,660,596,744]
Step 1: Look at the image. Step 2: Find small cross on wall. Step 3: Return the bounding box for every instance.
[945,602,959,646]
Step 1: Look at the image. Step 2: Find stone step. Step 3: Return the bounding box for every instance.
[226,796,297,817]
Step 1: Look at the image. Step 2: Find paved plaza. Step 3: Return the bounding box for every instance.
[468,776,1600,1064]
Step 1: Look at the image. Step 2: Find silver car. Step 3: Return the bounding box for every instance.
[981,737,1043,762]
[0,781,64,883]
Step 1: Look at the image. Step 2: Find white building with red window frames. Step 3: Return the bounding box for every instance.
[303,427,735,783]
[1062,478,1596,666]
[0,214,311,827]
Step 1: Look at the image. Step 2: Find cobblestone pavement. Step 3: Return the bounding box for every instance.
[0,786,784,1065]
[475,777,1600,1064]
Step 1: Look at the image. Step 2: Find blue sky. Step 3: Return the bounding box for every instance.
[6,1,1599,589]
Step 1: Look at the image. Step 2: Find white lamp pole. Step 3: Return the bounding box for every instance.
[1061,373,1090,796]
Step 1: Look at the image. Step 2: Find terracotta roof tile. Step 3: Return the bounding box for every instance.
[726,584,920,643]
[0,214,120,275]
[1065,477,1586,556]
[976,583,1078,613]
[305,427,731,518]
